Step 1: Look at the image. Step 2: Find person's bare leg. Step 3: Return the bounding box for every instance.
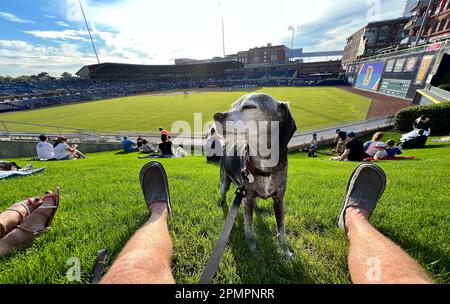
[101,202,174,284]
[0,194,58,257]
[346,207,433,284]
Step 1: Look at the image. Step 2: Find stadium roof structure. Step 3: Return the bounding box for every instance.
[76,61,244,80]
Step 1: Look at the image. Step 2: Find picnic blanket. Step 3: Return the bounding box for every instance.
[0,167,45,180]
[432,136,450,143]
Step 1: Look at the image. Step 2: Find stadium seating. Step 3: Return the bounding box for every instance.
[0,65,344,113]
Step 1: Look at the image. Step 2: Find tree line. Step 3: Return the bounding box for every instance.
[0,72,75,82]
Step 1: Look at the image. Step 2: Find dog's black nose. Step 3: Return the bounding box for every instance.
[214,112,228,122]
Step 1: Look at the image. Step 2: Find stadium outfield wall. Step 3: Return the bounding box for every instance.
[344,39,450,100]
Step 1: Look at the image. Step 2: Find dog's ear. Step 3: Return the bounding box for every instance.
[278,102,297,149]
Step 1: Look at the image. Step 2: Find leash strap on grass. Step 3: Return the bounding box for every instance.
[199,187,246,284]
[91,249,108,284]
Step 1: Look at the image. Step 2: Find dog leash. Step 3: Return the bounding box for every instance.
[199,186,246,284]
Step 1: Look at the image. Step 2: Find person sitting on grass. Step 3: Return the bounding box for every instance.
[136,136,144,149]
[386,139,402,157]
[53,136,87,160]
[99,162,433,284]
[36,134,54,160]
[331,129,347,154]
[308,133,318,158]
[175,144,188,158]
[332,132,368,162]
[364,132,384,156]
[371,142,388,161]
[139,134,174,159]
[0,188,59,257]
[400,129,429,149]
[122,136,137,153]
[140,139,153,154]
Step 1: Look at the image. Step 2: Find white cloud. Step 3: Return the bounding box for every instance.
[0,11,35,24]
[24,29,90,42]
[0,39,97,76]
[56,21,71,27]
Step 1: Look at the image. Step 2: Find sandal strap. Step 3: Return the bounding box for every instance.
[5,208,25,221]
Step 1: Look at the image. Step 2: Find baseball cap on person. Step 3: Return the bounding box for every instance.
[347,132,355,138]
[336,129,341,133]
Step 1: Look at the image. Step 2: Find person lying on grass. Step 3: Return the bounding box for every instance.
[0,188,59,257]
[99,162,433,284]
[53,136,87,160]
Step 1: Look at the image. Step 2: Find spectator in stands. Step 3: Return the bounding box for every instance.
[334,132,368,162]
[331,129,347,154]
[122,136,137,153]
[53,136,86,160]
[308,134,318,158]
[364,132,385,156]
[36,135,54,160]
[413,115,431,133]
[140,139,152,154]
[175,144,188,158]
[136,136,144,148]
[386,140,403,157]
[159,127,172,140]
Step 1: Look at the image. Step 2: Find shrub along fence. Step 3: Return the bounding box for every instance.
[393,102,450,134]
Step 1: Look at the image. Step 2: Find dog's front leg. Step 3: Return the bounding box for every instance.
[273,195,293,259]
[244,194,257,252]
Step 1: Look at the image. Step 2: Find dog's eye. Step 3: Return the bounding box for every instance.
[242,105,257,110]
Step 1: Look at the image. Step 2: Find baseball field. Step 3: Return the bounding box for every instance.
[0,87,372,133]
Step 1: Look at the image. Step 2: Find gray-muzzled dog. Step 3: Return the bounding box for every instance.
[213,93,297,258]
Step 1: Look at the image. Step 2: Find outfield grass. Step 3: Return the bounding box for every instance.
[0,132,448,284]
[0,87,371,133]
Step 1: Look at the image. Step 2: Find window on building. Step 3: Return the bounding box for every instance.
[271,51,277,62]
[365,27,379,46]
[377,25,390,45]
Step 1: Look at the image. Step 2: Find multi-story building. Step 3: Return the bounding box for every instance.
[342,17,410,65]
[403,0,420,16]
[404,0,450,44]
[237,43,290,65]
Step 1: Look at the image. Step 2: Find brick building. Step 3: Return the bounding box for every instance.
[405,0,450,44]
[342,17,410,65]
[237,44,290,65]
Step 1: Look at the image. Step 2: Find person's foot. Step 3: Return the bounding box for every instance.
[337,164,386,231]
[0,189,59,257]
[17,188,59,234]
[139,162,171,215]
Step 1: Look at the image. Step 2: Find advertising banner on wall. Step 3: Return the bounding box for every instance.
[394,59,406,72]
[385,59,395,72]
[404,57,418,72]
[415,55,434,85]
[355,61,386,91]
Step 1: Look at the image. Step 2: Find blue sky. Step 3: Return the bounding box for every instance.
[0,0,405,77]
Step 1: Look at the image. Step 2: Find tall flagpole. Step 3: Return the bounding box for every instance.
[79,0,100,64]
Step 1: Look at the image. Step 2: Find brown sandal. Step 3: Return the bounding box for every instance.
[16,188,60,235]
